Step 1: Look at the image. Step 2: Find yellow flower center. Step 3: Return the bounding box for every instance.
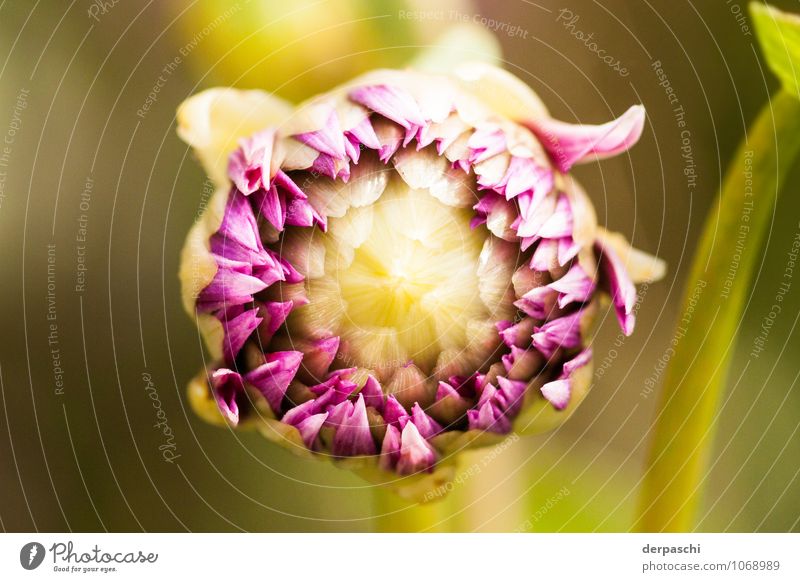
[284,153,516,383]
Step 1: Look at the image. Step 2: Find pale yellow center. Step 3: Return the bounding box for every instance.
[329,181,486,372]
[283,152,516,382]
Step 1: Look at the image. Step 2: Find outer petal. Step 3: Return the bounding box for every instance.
[529,105,645,172]
[596,227,666,284]
[176,88,292,188]
[211,368,246,425]
[453,61,549,122]
[595,235,639,336]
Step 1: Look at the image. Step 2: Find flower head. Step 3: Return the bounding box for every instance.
[178,48,665,500]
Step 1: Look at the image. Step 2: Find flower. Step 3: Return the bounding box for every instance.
[177,39,665,501]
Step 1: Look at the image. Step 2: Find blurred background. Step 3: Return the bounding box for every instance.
[0,0,798,532]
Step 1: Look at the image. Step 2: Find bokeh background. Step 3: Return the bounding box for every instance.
[1,0,799,532]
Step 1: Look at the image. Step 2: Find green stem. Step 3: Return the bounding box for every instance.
[638,89,800,531]
[372,487,450,532]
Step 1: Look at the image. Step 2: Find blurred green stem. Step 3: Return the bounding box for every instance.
[639,89,800,531]
[372,488,449,532]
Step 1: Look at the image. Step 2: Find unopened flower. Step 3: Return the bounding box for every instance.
[178,54,665,500]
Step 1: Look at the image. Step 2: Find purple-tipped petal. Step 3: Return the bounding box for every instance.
[254,185,286,231]
[245,351,303,415]
[379,424,401,471]
[299,336,340,381]
[557,236,581,266]
[197,268,267,312]
[285,196,326,229]
[294,107,348,160]
[293,412,328,449]
[281,399,319,425]
[496,376,527,416]
[350,84,426,130]
[516,191,558,239]
[211,368,246,425]
[532,310,584,358]
[530,105,645,172]
[345,117,381,160]
[537,194,573,239]
[326,399,353,427]
[310,152,351,181]
[563,347,593,377]
[382,394,408,427]
[486,156,554,202]
[216,189,264,252]
[309,370,359,407]
[467,126,506,164]
[259,300,295,339]
[530,238,559,271]
[467,400,511,434]
[498,318,536,348]
[360,375,384,410]
[596,237,637,335]
[549,264,595,307]
[332,395,376,456]
[410,403,443,439]
[396,421,436,475]
[540,379,571,410]
[221,307,262,363]
[228,129,276,195]
[515,285,558,320]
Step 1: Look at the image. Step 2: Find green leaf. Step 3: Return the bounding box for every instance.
[638,90,800,531]
[751,3,800,97]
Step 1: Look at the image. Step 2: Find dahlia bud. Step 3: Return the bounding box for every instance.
[178,57,665,500]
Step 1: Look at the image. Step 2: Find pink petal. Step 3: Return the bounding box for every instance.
[537,194,573,239]
[254,185,286,231]
[467,126,506,164]
[360,375,384,410]
[549,264,595,307]
[532,310,584,358]
[228,129,276,195]
[349,84,426,130]
[379,424,401,471]
[293,412,328,449]
[529,105,645,172]
[382,394,408,427]
[244,351,303,415]
[515,285,557,320]
[396,421,436,475]
[540,379,571,410]
[294,108,347,160]
[496,376,527,416]
[197,268,267,312]
[562,347,593,377]
[258,300,295,339]
[332,394,376,456]
[220,307,262,363]
[345,117,381,159]
[595,237,637,336]
[467,400,511,434]
[410,403,443,439]
[215,189,263,252]
[211,368,246,425]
